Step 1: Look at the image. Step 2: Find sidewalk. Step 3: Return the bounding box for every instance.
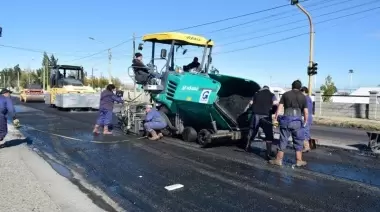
[0,124,107,212]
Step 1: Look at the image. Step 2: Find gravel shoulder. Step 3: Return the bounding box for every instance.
[0,124,106,212]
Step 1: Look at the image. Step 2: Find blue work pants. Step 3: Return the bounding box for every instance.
[96,108,113,126]
[278,117,305,151]
[144,121,167,132]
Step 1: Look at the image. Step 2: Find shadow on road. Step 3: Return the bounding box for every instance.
[0,138,33,149]
[349,143,371,151]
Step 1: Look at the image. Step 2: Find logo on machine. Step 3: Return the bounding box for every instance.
[186,36,201,42]
[199,89,211,104]
[181,85,199,91]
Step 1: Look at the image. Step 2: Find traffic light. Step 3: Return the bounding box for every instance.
[291,0,299,5]
[307,62,318,76]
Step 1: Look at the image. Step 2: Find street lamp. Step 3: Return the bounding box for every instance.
[348,69,354,92]
[88,37,112,84]
[291,0,316,96]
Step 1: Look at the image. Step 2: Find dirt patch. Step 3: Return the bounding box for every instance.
[313,116,380,131]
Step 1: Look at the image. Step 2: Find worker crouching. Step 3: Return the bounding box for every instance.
[143,104,167,140]
[93,84,124,135]
[271,80,308,167]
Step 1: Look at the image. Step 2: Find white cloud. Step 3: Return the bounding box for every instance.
[368,31,380,39]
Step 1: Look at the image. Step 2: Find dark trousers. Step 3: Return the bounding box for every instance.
[249,114,274,142]
[0,116,8,141]
[279,119,305,151]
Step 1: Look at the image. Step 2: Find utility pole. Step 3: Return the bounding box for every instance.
[133,33,136,97]
[269,75,272,87]
[291,0,317,95]
[91,68,93,87]
[43,60,47,90]
[349,69,354,92]
[108,48,112,84]
[17,71,20,90]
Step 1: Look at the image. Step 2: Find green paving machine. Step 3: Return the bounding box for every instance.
[120,32,261,147]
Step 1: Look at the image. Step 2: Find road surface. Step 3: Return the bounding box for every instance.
[11,97,380,212]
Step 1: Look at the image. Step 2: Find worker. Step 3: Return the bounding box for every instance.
[183,57,200,72]
[0,88,19,144]
[271,80,308,167]
[143,104,167,141]
[301,86,313,152]
[93,84,124,135]
[132,52,161,85]
[245,85,278,159]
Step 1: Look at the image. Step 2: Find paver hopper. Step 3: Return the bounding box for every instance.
[120,32,261,147]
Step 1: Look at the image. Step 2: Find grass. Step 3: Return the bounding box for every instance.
[313,116,380,131]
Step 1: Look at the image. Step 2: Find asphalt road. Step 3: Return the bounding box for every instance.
[10,97,380,212]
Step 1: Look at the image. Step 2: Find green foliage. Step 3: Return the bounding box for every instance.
[320,75,337,102]
[1,52,127,90]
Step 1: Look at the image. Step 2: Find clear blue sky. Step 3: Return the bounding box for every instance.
[1,0,379,90]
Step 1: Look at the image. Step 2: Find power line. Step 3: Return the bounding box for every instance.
[216,0,379,42]
[0,44,77,57]
[71,1,308,62]
[218,2,380,47]
[214,6,380,55]
[177,7,379,59]
[207,0,347,34]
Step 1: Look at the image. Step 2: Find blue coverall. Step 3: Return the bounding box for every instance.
[96,90,123,127]
[144,109,167,132]
[277,91,307,152]
[304,95,313,140]
[0,95,16,140]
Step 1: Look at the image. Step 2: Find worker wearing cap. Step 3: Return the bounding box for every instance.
[301,86,313,152]
[143,104,167,140]
[271,80,308,167]
[0,88,19,143]
[132,52,161,84]
[245,85,278,159]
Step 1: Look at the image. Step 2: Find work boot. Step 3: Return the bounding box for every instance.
[93,125,100,135]
[295,151,307,167]
[269,151,283,166]
[148,130,160,141]
[303,140,311,153]
[103,126,112,135]
[158,132,164,139]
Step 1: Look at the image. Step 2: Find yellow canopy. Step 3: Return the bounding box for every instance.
[142,32,214,47]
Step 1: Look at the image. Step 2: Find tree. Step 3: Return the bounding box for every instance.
[50,54,58,67]
[320,75,337,102]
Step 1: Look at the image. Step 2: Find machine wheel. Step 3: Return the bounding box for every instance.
[197,129,212,147]
[182,127,197,142]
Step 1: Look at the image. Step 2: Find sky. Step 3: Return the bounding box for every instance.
[0,0,379,90]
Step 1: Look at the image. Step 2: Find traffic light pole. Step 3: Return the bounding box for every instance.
[292,1,315,95]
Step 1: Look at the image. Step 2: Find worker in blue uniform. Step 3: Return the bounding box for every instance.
[143,104,167,140]
[301,86,313,152]
[93,84,124,135]
[245,85,278,159]
[0,88,19,143]
[270,80,308,167]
